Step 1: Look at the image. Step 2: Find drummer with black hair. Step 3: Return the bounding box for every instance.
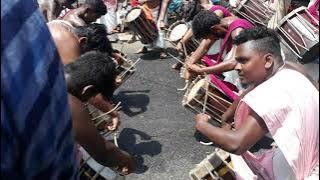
[65,52,136,175]
[48,22,123,131]
[172,2,234,70]
[185,10,253,96]
[62,0,107,27]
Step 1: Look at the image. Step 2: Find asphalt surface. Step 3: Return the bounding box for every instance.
[111,39,215,180]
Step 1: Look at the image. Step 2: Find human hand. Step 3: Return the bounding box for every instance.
[116,150,136,175]
[221,122,232,130]
[112,53,124,65]
[157,20,166,30]
[185,63,203,74]
[194,113,211,130]
[105,113,121,131]
[115,75,123,88]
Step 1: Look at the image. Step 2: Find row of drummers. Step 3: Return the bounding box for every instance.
[126,0,319,64]
[47,20,141,178]
[124,0,319,180]
[170,1,318,180]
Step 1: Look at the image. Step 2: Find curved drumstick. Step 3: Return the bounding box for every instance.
[92,102,122,121]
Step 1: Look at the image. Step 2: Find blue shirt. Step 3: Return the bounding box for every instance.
[1,0,78,179]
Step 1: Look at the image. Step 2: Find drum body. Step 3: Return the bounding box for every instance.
[189,149,236,180]
[79,146,122,180]
[182,77,232,123]
[125,7,158,44]
[167,21,200,55]
[277,7,319,64]
[235,0,275,26]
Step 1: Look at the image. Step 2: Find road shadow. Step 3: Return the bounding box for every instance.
[117,128,162,174]
[114,90,150,117]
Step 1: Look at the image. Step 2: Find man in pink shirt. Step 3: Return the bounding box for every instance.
[194,27,319,179]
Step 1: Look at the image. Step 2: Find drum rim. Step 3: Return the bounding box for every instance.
[235,0,250,11]
[79,147,114,179]
[183,78,208,105]
[167,21,189,42]
[277,6,308,27]
[125,7,143,22]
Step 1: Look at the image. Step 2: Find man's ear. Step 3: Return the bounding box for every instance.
[78,37,88,45]
[81,85,96,97]
[210,25,216,32]
[264,53,274,69]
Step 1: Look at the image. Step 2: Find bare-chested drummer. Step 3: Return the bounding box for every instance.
[62,0,107,27]
[45,22,135,174]
[37,0,76,22]
[47,22,122,131]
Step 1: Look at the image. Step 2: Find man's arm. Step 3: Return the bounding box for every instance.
[68,94,135,174]
[186,38,215,64]
[221,85,255,129]
[195,108,268,155]
[88,93,121,131]
[158,0,172,28]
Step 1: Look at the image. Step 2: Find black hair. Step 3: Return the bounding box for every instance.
[64,51,117,100]
[174,0,203,22]
[73,23,114,55]
[84,0,107,16]
[233,26,282,59]
[192,10,221,39]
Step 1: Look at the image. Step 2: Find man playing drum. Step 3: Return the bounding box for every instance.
[186,10,253,97]
[48,18,135,175]
[37,0,77,22]
[173,4,233,70]
[48,22,122,131]
[62,0,107,27]
[194,27,319,180]
[65,52,136,175]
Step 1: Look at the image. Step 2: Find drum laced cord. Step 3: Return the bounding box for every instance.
[80,102,127,178]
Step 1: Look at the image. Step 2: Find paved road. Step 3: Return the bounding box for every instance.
[112,40,214,180]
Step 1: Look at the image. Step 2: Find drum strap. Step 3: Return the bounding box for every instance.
[308,0,319,22]
[216,19,254,63]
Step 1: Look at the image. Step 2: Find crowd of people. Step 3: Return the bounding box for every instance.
[1,0,319,179]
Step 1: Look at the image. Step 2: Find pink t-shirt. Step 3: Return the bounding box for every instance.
[234,69,319,180]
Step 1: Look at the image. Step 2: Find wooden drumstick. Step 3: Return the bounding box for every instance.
[167,52,185,64]
[119,58,141,79]
[202,75,210,114]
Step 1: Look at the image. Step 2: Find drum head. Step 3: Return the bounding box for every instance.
[169,23,189,42]
[186,78,208,103]
[126,8,142,22]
